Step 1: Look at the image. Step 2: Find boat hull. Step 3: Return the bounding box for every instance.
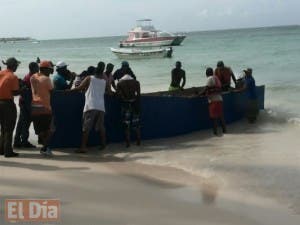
[171,35,186,46]
[111,48,172,59]
[120,37,175,48]
[50,86,265,148]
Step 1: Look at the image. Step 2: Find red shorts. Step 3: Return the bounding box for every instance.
[209,101,223,119]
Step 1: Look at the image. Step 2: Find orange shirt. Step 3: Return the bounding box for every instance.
[30,73,53,110]
[0,69,19,100]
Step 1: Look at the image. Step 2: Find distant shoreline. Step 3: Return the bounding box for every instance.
[37,24,299,42]
[0,37,33,42]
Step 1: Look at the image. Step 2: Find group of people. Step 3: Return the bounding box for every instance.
[0,57,258,158]
[0,58,141,157]
[169,60,258,135]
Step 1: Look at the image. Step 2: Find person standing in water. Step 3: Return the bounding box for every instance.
[169,61,186,91]
[214,61,236,91]
[243,68,259,123]
[201,68,227,135]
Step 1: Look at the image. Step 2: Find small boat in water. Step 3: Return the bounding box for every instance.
[111,47,173,59]
[120,19,186,48]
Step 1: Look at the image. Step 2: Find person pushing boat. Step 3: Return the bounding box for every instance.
[116,74,141,148]
[169,61,186,91]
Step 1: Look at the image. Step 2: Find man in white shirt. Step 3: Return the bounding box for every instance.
[68,62,110,153]
[202,67,227,135]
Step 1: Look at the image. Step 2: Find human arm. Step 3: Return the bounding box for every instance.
[12,77,23,96]
[230,68,237,85]
[67,72,76,89]
[66,76,91,93]
[181,71,186,89]
[105,79,113,95]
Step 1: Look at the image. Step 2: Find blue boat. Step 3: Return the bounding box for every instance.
[50,86,265,148]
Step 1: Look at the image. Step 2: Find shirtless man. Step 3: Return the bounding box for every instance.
[169,61,186,91]
[116,74,141,147]
[214,61,236,91]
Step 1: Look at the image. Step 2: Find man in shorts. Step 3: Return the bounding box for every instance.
[169,61,186,91]
[201,68,227,135]
[116,74,141,147]
[69,62,109,153]
[30,61,54,156]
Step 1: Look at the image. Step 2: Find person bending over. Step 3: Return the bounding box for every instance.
[116,73,141,148]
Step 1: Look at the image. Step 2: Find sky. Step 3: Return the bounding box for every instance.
[0,0,299,40]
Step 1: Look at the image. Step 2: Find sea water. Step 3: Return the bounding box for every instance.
[1,25,300,213]
[1,25,300,115]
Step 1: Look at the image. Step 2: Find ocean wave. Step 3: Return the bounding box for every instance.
[267,84,300,92]
[261,107,300,126]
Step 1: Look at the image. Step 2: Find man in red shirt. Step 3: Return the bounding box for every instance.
[0,58,21,157]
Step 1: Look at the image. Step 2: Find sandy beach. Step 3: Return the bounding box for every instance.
[1,113,300,225]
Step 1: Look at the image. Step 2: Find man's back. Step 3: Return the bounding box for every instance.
[31,73,53,110]
[53,73,67,90]
[0,69,19,100]
[113,68,136,81]
[84,76,106,113]
[117,77,140,102]
[171,68,185,88]
[245,75,257,100]
[215,67,235,89]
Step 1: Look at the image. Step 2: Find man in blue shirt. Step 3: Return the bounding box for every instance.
[53,61,75,90]
[243,68,259,123]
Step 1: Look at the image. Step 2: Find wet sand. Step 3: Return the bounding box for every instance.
[1,118,300,225]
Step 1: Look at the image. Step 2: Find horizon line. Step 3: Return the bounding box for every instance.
[2,24,298,42]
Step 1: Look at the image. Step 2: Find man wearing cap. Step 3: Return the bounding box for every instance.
[242,68,259,123]
[169,61,186,91]
[214,61,237,92]
[112,61,136,91]
[53,61,75,90]
[0,57,21,157]
[14,62,39,148]
[30,61,54,156]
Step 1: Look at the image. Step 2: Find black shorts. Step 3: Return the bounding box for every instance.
[32,114,52,135]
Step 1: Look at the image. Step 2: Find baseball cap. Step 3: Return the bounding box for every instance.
[56,61,68,69]
[243,68,253,75]
[2,57,21,67]
[40,60,53,69]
